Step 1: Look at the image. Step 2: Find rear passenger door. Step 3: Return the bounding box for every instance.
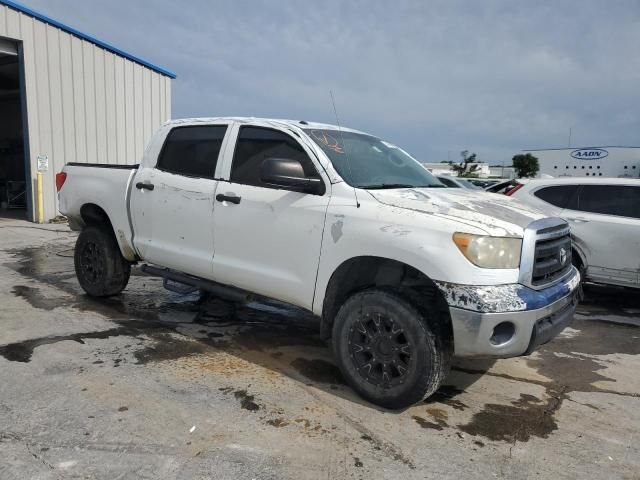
[131,124,230,278]
[211,124,330,310]
[563,185,640,287]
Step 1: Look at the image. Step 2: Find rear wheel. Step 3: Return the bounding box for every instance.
[74,226,131,297]
[332,289,450,409]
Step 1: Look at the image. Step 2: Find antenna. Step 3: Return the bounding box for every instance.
[329,90,360,208]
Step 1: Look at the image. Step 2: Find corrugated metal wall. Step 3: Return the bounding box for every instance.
[0,4,172,220]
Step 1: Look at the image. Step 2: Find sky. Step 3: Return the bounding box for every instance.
[22,0,640,165]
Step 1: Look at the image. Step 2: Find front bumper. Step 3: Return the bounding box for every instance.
[436,267,581,358]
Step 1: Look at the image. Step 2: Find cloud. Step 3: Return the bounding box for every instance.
[24,0,640,163]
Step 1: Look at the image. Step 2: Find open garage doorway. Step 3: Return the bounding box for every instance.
[0,38,29,221]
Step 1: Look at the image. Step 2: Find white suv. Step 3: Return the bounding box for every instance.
[509,178,640,289]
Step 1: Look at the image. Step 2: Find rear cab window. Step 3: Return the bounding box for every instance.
[157,125,228,179]
[230,126,322,190]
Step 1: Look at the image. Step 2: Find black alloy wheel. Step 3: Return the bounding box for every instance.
[79,240,106,284]
[74,226,131,297]
[332,289,451,409]
[348,311,414,388]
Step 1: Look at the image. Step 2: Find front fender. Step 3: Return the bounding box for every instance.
[311,191,520,315]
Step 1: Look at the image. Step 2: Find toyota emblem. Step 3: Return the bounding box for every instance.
[559,247,567,265]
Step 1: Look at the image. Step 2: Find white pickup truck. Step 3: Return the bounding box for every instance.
[57,117,580,408]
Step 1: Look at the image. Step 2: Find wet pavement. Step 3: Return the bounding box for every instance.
[0,219,638,479]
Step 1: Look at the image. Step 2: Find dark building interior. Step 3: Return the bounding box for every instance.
[0,45,27,217]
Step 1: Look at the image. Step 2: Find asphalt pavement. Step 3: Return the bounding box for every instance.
[0,217,638,479]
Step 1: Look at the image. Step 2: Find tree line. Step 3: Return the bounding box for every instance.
[442,151,539,178]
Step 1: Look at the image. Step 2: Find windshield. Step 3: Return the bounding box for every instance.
[304,129,444,189]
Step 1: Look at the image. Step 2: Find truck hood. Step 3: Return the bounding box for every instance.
[368,187,545,237]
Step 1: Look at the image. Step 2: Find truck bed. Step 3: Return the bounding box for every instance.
[58,163,139,260]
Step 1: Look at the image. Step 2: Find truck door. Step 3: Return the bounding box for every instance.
[211,125,330,310]
[130,124,230,278]
[563,184,640,287]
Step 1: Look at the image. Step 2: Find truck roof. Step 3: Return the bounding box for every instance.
[164,117,368,135]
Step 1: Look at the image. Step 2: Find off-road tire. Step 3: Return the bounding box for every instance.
[332,289,451,409]
[74,226,131,297]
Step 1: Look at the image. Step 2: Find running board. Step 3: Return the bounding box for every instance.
[140,264,252,303]
[163,278,198,295]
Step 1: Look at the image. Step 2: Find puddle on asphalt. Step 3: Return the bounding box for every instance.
[459,392,562,442]
[133,333,212,365]
[0,327,143,362]
[12,285,62,310]
[5,245,322,362]
[528,318,640,394]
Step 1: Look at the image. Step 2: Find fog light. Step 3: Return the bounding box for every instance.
[490,322,515,346]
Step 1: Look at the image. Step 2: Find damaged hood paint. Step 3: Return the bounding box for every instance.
[368,188,546,236]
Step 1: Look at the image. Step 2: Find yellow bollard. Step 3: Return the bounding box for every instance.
[36,171,44,224]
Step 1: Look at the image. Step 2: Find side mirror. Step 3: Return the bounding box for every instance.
[260,158,324,194]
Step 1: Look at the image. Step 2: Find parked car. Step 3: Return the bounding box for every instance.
[468,179,500,188]
[485,179,522,194]
[57,117,579,408]
[508,177,640,289]
[435,175,483,190]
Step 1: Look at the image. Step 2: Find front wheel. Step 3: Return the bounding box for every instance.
[332,289,451,409]
[74,226,131,297]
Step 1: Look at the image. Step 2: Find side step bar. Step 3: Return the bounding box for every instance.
[140,264,252,303]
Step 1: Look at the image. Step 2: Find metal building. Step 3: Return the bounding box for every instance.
[0,0,175,221]
[522,146,640,179]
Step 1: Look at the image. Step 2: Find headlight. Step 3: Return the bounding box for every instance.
[452,233,522,269]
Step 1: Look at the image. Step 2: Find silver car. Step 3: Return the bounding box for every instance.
[509,177,640,289]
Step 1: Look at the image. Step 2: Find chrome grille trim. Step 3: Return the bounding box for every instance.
[519,217,572,290]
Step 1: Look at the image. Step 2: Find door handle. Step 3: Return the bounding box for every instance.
[136,182,155,191]
[216,193,241,205]
[567,217,589,223]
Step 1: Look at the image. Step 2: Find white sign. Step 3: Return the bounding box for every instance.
[37,155,49,172]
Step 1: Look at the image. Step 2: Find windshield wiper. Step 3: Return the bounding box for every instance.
[359,183,444,190]
[359,183,419,190]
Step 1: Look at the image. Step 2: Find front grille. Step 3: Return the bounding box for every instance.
[531,227,572,286]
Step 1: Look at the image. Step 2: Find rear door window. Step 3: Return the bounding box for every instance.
[157,125,227,179]
[533,185,579,209]
[230,126,320,188]
[576,185,640,219]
